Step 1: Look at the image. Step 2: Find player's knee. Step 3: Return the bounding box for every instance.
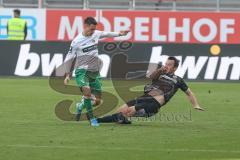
[126,106,136,117]
[118,106,128,115]
[116,104,128,112]
[83,94,91,100]
[81,87,91,97]
[119,106,135,117]
[94,99,101,105]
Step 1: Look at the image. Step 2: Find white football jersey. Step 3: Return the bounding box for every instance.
[65,30,119,72]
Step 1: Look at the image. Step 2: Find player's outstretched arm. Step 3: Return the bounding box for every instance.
[100,30,130,38]
[185,88,204,111]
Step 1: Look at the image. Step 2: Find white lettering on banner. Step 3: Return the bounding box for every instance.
[14,44,240,80]
[15,44,40,76]
[152,18,167,42]
[135,17,149,41]
[169,18,190,42]
[204,57,219,79]
[177,56,208,79]
[58,16,83,40]
[217,57,240,80]
[54,11,237,43]
[193,18,217,42]
[41,54,63,76]
[95,12,111,33]
[99,54,110,77]
[114,17,131,41]
[148,46,240,80]
[14,44,110,77]
[220,19,235,43]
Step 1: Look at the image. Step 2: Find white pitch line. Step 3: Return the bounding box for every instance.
[4,144,240,154]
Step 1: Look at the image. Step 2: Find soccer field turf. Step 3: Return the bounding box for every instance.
[0,78,239,160]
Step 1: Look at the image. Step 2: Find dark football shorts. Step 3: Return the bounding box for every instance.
[126,94,161,116]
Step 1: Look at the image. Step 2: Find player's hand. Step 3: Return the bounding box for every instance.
[162,66,168,73]
[158,66,167,74]
[64,76,70,86]
[194,105,205,111]
[119,30,130,36]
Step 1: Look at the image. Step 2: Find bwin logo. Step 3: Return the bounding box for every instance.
[148,46,240,80]
[14,44,110,77]
[14,44,240,80]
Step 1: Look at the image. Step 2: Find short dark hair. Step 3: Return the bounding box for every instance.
[84,17,97,25]
[13,9,21,15]
[168,56,179,68]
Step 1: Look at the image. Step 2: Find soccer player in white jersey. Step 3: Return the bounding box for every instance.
[63,17,129,126]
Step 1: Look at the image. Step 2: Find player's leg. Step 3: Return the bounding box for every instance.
[75,69,99,126]
[76,94,98,121]
[83,71,102,126]
[97,94,161,124]
[89,74,102,106]
[75,75,101,121]
[81,72,102,126]
[115,94,160,118]
[96,99,137,124]
[97,105,134,124]
[81,86,99,126]
[75,69,87,121]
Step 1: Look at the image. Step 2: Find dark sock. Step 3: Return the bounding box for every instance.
[97,113,122,123]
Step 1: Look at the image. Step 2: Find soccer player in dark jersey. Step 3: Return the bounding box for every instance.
[97,56,204,124]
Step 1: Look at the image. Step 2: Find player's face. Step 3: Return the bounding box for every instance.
[84,24,97,36]
[164,60,177,74]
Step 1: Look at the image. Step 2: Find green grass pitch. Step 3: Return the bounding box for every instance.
[0,77,240,160]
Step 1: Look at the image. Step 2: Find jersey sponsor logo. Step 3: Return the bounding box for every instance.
[82,44,98,53]
[68,46,73,53]
[159,75,177,84]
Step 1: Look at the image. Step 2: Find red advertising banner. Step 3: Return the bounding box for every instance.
[46,10,240,44]
[46,10,96,41]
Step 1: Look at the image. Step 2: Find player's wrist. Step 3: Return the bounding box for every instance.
[65,73,71,78]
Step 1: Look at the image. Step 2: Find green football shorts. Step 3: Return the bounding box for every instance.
[75,68,102,95]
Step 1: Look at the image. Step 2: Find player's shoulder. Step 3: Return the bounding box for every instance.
[94,30,103,36]
[174,75,185,82]
[71,34,84,46]
[70,39,78,47]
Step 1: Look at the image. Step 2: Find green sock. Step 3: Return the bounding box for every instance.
[84,98,94,120]
[78,99,95,111]
[78,101,85,110]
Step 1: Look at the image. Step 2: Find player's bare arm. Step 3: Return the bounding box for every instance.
[64,73,71,86]
[185,88,204,111]
[119,30,130,36]
[99,30,130,38]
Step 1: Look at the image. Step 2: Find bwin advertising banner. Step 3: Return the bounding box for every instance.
[0,41,239,81]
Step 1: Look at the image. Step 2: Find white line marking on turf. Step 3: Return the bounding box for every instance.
[5,144,240,153]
